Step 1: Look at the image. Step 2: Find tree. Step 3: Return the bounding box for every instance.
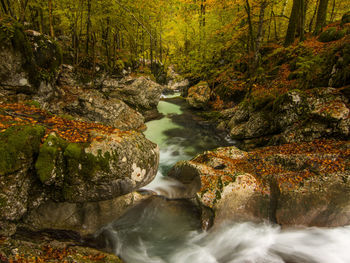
[314,0,329,34]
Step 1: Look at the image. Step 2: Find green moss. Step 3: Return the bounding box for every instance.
[35,134,68,184]
[24,100,41,108]
[318,27,346,43]
[0,125,45,176]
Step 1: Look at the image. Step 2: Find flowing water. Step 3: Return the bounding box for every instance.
[95,95,350,263]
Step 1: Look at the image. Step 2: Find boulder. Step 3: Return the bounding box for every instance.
[186,81,211,109]
[24,192,152,236]
[168,141,350,228]
[0,23,61,102]
[226,88,350,149]
[59,89,145,131]
[104,76,163,113]
[318,27,346,43]
[0,126,45,223]
[35,131,159,202]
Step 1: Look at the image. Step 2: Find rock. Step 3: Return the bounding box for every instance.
[226,88,350,149]
[105,76,163,113]
[341,11,350,25]
[168,141,350,228]
[186,81,211,109]
[34,131,159,203]
[0,126,45,223]
[0,237,123,263]
[62,89,145,131]
[318,27,346,43]
[62,130,159,202]
[24,192,152,236]
[0,22,61,102]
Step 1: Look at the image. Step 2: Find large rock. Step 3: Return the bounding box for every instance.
[103,76,163,113]
[186,81,212,109]
[168,141,350,228]
[61,89,145,131]
[0,24,61,102]
[0,126,45,226]
[24,192,152,236]
[35,131,159,202]
[226,88,350,149]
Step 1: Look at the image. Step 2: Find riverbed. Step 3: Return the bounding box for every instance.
[95,95,350,263]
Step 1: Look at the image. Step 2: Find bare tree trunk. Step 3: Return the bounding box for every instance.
[314,0,329,35]
[254,1,268,66]
[330,0,336,22]
[245,0,255,53]
[284,0,301,46]
[309,0,319,32]
[86,0,92,55]
[48,0,55,38]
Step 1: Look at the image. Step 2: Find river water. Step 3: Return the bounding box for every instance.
[95,95,350,263]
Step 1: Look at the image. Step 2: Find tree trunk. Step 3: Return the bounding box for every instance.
[299,0,306,41]
[245,0,255,53]
[48,0,55,38]
[254,1,268,66]
[330,0,336,22]
[86,0,92,55]
[284,0,301,46]
[309,0,319,32]
[314,0,329,35]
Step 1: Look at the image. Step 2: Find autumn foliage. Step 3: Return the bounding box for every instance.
[0,103,130,144]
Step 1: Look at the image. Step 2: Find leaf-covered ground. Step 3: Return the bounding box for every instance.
[0,103,132,143]
[0,236,122,263]
[192,140,350,207]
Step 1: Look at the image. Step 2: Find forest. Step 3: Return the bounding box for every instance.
[0,0,350,262]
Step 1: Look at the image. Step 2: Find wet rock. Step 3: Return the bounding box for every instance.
[24,192,152,236]
[186,81,211,109]
[169,141,350,228]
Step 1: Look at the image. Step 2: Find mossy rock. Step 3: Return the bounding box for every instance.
[35,133,68,185]
[341,11,350,25]
[0,125,45,176]
[318,27,346,43]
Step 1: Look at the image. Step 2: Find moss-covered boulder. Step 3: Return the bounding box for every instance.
[318,27,346,43]
[168,141,350,228]
[0,125,45,224]
[341,11,350,25]
[0,20,61,101]
[226,88,349,149]
[61,130,159,202]
[186,81,212,109]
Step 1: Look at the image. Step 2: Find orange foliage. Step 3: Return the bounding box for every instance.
[0,103,130,143]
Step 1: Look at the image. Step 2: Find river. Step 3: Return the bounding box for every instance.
[95,95,350,263]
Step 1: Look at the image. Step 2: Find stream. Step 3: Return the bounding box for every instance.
[95,95,350,263]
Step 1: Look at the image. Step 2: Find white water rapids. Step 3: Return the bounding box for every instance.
[95,95,350,263]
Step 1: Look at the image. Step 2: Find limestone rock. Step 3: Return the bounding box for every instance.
[24,192,152,236]
[186,81,211,109]
[104,76,163,112]
[168,141,350,228]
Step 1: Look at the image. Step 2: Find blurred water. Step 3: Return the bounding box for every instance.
[143,96,229,197]
[96,95,350,263]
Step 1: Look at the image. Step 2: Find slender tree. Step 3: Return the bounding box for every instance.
[314,0,329,34]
